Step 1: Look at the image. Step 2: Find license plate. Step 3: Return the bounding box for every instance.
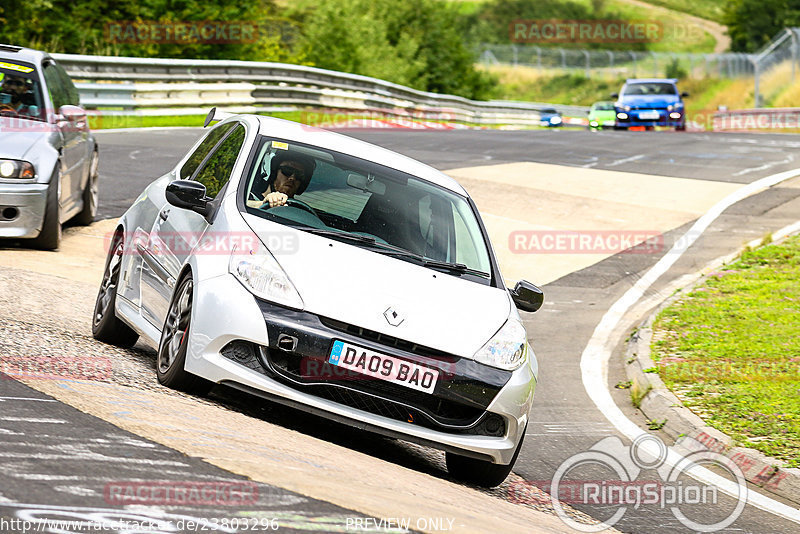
[638,111,660,120]
[328,340,439,394]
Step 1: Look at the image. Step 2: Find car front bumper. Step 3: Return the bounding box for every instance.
[0,183,47,239]
[615,110,684,128]
[184,274,536,465]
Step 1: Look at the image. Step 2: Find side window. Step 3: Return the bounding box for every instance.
[193,125,246,199]
[53,62,79,106]
[179,122,235,179]
[42,63,68,110]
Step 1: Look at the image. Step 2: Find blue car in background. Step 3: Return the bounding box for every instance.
[538,107,563,127]
[612,79,688,131]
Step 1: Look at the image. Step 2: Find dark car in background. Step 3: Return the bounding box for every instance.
[0,44,98,249]
[612,78,688,131]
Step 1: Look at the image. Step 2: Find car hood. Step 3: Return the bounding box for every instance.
[243,214,512,359]
[619,95,681,109]
[0,129,44,159]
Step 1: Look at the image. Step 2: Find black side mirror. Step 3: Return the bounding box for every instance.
[509,280,544,313]
[681,91,690,98]
[166,180,213,218]
[611,92,619,99]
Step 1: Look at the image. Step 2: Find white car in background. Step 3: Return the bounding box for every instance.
[92,109,544,487]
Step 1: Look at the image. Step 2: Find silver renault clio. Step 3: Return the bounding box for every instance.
[92,109,544,487]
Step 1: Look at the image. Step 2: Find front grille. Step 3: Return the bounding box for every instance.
[267,350,481,424]
[220,340,502,435]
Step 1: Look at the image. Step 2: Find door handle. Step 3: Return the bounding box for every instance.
[159,209,170,221]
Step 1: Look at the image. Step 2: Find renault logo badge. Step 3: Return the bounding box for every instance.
[383,307,405,327]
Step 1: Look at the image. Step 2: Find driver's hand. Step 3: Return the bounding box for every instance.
[262,192,289,208]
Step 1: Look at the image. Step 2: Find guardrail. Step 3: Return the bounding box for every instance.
[52,53,590,124]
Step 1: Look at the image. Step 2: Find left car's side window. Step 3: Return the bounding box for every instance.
[53,62,80,106]
[193,125,246,199]
[42,63,68,110]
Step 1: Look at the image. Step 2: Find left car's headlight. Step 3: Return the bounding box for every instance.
[0,159,34,179]
[229,240,304,310]
[473,318,528,371]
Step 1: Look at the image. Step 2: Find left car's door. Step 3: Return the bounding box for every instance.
[139,122,247,328]
[41,60,84,213]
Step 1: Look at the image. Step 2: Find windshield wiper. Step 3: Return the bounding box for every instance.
[294,226,377,245]
[421,259,491,278]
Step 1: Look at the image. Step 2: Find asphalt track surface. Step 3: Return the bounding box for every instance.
[5,127,800,533]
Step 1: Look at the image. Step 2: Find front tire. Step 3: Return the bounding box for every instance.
[92,231,139,347]
[156,274,213,395]
[30,167,62,250]
[75,150,99,226]
[446,424,527,488]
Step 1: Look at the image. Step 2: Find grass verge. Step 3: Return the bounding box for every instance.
[651,234,800,467]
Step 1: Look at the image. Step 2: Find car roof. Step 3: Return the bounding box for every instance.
[624,78,678,84]
[0,44,49,66]
[241,114,469,196]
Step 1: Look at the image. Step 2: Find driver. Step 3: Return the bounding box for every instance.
[0,74,34,114]
[258,151,316,209]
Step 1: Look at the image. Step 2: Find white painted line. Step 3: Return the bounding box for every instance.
[0,397,57,402]
[607,154,645,167]
[0,417,67,424]
[0,452,189,466]
[580,166,800,524]
[732,154,795,177]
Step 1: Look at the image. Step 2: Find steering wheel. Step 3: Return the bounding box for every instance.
[286,198,320,218]
[0,104,18,116]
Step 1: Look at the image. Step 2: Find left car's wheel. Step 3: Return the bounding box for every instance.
[156,274,213,395]
[75,149,99,226]
[30,167,62,250]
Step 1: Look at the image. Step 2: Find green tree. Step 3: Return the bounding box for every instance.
[724,0,800,52]
[298,0,495,99]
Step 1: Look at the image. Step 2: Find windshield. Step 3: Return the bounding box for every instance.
[622,83,677,96]
[242,138,493,279]
[0,60,45,121]
[593,103,614,111]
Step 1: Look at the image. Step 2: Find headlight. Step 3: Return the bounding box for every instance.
[229,239,304,309]
[549,116,562,125]
[669,112,682,119]
[473,318,528,371]
[617,112,629,120]
[0,159,34,179]
[589,120,599,127]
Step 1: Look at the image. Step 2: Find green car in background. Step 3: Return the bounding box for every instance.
[587,101,616,131]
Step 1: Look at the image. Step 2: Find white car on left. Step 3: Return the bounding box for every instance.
[0,44,98,249]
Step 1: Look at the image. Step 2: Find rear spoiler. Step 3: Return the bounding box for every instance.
[204,107,235,127]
